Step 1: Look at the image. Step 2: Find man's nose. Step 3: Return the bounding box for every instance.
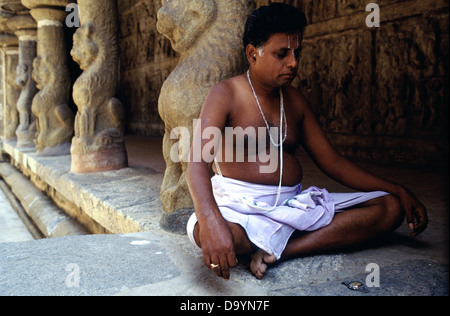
[287,52,298,69]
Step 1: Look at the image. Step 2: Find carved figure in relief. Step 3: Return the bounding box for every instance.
[70,0,127,172]
[15,49,38,146]
[4,73,20,140]
[2,49,20,140]
[329,34,358,132]
[31,51,74,155]
[156,0,254,221]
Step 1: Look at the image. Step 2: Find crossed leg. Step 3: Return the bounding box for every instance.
[194,194,405,279]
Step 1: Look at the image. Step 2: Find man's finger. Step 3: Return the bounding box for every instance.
[210,257,223,278]
[402,201,416,233]
[219,256,230,280]
[410,207,428,237]
[227,252,238,269]
[203,252,211,269]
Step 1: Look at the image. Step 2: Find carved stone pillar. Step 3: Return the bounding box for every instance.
[22,0,74,156]
[70,0,127,173]
[7,13,38,147]
[0,34,19,140]
[156,0,254,232]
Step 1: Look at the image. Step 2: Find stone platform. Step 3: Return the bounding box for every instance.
[0,136,448,297]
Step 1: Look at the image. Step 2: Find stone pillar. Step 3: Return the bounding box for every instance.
[0,34,19,140]
[70,0,127,173]
[7,13,38,147]
[156,0,254,232]
[22,0,74,156]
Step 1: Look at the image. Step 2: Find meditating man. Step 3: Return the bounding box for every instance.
[185,3,427,280]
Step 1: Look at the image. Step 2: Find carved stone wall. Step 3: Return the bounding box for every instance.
[117,0,178,137]
[293,0,449,166]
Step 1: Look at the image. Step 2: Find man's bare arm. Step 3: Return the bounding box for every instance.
[297,93,428,236]
[185,82,238,279]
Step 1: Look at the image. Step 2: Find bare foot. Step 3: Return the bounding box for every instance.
[250,249,277,279]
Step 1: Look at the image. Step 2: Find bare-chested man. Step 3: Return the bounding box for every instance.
[185,3,428,280]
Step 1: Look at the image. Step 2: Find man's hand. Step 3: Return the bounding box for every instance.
[198,216,238,280]
[397,187,428,237]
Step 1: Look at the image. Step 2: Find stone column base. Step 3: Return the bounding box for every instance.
[71,145,128,173]
[16,130,35,148]
[37,142,70,156]
[159,208,193,235]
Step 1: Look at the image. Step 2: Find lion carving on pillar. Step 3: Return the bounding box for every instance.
[32,53,74,156]
[156,0,254,231]
[70,0,127,173]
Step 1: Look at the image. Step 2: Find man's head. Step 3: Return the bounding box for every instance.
[243,3,307,87]
[243,3,307,53]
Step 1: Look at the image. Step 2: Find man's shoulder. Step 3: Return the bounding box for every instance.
[284,84,306,99]
[211,73,247,95]
[285,85,310,107]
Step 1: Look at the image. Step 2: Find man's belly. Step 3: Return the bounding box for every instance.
[213,152,303,186]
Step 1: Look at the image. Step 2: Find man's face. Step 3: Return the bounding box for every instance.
[254,32,302,87]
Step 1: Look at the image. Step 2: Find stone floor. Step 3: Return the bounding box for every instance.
[0,135,448,297]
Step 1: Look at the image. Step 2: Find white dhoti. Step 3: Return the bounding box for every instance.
[187,175,389,260]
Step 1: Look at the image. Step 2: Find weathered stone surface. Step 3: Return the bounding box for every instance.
[0,162,88,237]
[0,34,19,140]
[156,0,254,227]
[70,0,127,173]
[7,13,38,148]
[294,0,449,166]
[28,6,74,156]
[0,0,25,14]
[21,0,70,9]
[117,0,178,137]
[2,138,163,234]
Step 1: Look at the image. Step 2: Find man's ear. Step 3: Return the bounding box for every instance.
[245,44,258,64]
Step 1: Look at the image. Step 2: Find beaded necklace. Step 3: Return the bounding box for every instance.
[246,70,287,210]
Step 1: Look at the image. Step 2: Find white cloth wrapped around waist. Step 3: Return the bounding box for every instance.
[210,175,388,260]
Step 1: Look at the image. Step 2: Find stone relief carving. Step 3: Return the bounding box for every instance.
[7,13,39,148]
[118,0,177,136]
[302,0,337,23]
[254,0,301,9]
[375,18,444,138]
[299,30,371,135]
[296,3,448,165]
[0,35,19,140]
[15,38,37,147]
[156,0,254,231]
[26,6,74,156]
[70,0,127,173]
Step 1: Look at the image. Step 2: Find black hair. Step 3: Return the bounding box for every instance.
[243,3,307,50]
